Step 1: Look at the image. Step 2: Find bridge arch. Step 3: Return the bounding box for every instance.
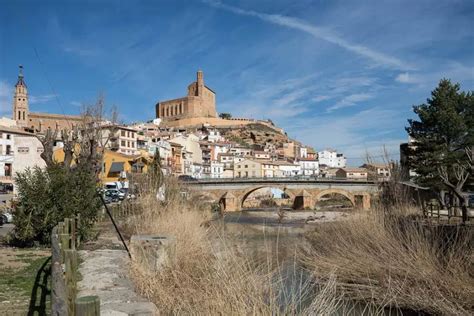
[314,189,355,206]
[240,186,295,208]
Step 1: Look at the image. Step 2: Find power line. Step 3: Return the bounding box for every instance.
[33,47,72,129]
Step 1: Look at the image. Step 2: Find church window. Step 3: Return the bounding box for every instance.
[23,99,25,101]
[18,98,21,101]
[18,111,21,119]
[22,111,25,120]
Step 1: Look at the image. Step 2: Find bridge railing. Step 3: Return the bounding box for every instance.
[182,176,376,184]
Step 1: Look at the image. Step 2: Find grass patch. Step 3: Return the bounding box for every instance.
[0,250,51,314]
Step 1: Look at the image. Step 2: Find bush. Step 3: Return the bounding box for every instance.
[11,164,101,246]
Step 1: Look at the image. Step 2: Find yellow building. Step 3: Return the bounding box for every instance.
[53,148,150,184]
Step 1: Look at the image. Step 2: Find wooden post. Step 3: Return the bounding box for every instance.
[75,296,100,316]
[70,217,77,250]
[64,249,78,316]
[64,218,71,234]
[51,226,68,316]
[75,214,81,248]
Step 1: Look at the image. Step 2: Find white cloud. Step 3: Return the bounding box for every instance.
[70,101,82,107]
[30,94,57,104]
[395,72,420,84]
[326,93,374,112]
[285,108,406,165]
[312,95,331,102]
[204,0,414,70]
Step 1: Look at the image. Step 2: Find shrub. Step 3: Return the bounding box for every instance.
[11,164,101,246]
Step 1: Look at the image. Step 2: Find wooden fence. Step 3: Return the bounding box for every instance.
[424,203,474,223]
[51,216,100,316]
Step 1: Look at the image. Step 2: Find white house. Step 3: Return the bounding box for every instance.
[276,161,301,177]
[318,149,346,168]
[210,160,224,178]
[0,125,45,193]
[298,158,320,176]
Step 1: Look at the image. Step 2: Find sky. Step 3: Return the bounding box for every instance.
[1,0,473,165]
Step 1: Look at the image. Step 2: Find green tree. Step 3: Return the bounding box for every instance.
[219,112,232,120]
[406,79,474,222]
[12,164,101,245]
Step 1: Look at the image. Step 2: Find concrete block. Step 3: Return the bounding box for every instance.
[130,235,176,272]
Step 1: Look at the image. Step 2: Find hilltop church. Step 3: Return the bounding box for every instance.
[12,65,82,133]
[156,70,217,121]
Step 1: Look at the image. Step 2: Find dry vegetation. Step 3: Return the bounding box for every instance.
[124,175,473,315]
[125,177,348,315]
[302,206,474,315]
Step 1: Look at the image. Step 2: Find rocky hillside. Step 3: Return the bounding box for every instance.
[217,123,297,149]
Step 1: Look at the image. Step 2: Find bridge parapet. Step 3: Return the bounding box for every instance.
[186,178,378,212]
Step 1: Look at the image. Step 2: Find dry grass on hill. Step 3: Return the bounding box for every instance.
[302,206,474,315]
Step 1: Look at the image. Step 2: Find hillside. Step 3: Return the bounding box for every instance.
[217,123,297,149]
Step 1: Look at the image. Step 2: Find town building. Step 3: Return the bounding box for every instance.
[262,161,281,178]
[276,161,301,177]
[234,159,262,178]
[318,149,346,168]
[360,163,391,181]
[101,125,139,156]
[0,125,45,192]
[253,151,271,160]
[156,71,217,121]
[297,158,320,176]
[335,168,368,180]
[12,66,82,133]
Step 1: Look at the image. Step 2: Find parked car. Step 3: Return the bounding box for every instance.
[0,215,4,226]
[1,211,13,223]
[178,175,197,182]
[104,190,120,203]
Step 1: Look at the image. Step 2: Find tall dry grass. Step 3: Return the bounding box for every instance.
[302,205,474,315]
[125,177,353,315]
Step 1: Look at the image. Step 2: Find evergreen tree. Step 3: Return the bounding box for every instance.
[406,79,474,221]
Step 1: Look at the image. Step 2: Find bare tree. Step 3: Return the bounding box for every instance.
[438,148,472,223]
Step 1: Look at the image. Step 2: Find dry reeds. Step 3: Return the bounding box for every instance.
[126,177,350,315]
[302,206,474,315]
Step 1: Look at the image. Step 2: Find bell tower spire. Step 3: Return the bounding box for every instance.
[13,65,29,128]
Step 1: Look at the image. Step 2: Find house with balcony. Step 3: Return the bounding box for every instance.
[101,124,139,156]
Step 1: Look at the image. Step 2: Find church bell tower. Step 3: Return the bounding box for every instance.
[12,65,29,128]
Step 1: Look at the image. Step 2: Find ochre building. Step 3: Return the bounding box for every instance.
[155,70,217,121]
[12,66,82,133]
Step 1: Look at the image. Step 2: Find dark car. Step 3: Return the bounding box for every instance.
[178,175,197,182]
[104,190,120,203]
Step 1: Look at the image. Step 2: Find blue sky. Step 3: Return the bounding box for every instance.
[1,0,473,164]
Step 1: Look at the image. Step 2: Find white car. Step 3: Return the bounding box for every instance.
[2,212,13,223]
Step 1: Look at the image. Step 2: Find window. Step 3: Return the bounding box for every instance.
[131,132,135,138]
[244,165,248,168]
[6,145,11,155]
[127,131,130,137]
[121,130,126,137]
[37,147,44,153]
[6,134,11,140]
[18,147,29,153]
[237,165,241,169]
[127,141,130,147]
[0,145,2,154]
[121,140,126,146]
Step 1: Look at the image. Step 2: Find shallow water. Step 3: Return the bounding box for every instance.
[213,209,422,315]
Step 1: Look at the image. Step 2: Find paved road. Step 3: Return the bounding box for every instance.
[0,223,13,237]
[0,194,13,206]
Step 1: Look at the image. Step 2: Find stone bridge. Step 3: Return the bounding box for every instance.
[184,178,379,211]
